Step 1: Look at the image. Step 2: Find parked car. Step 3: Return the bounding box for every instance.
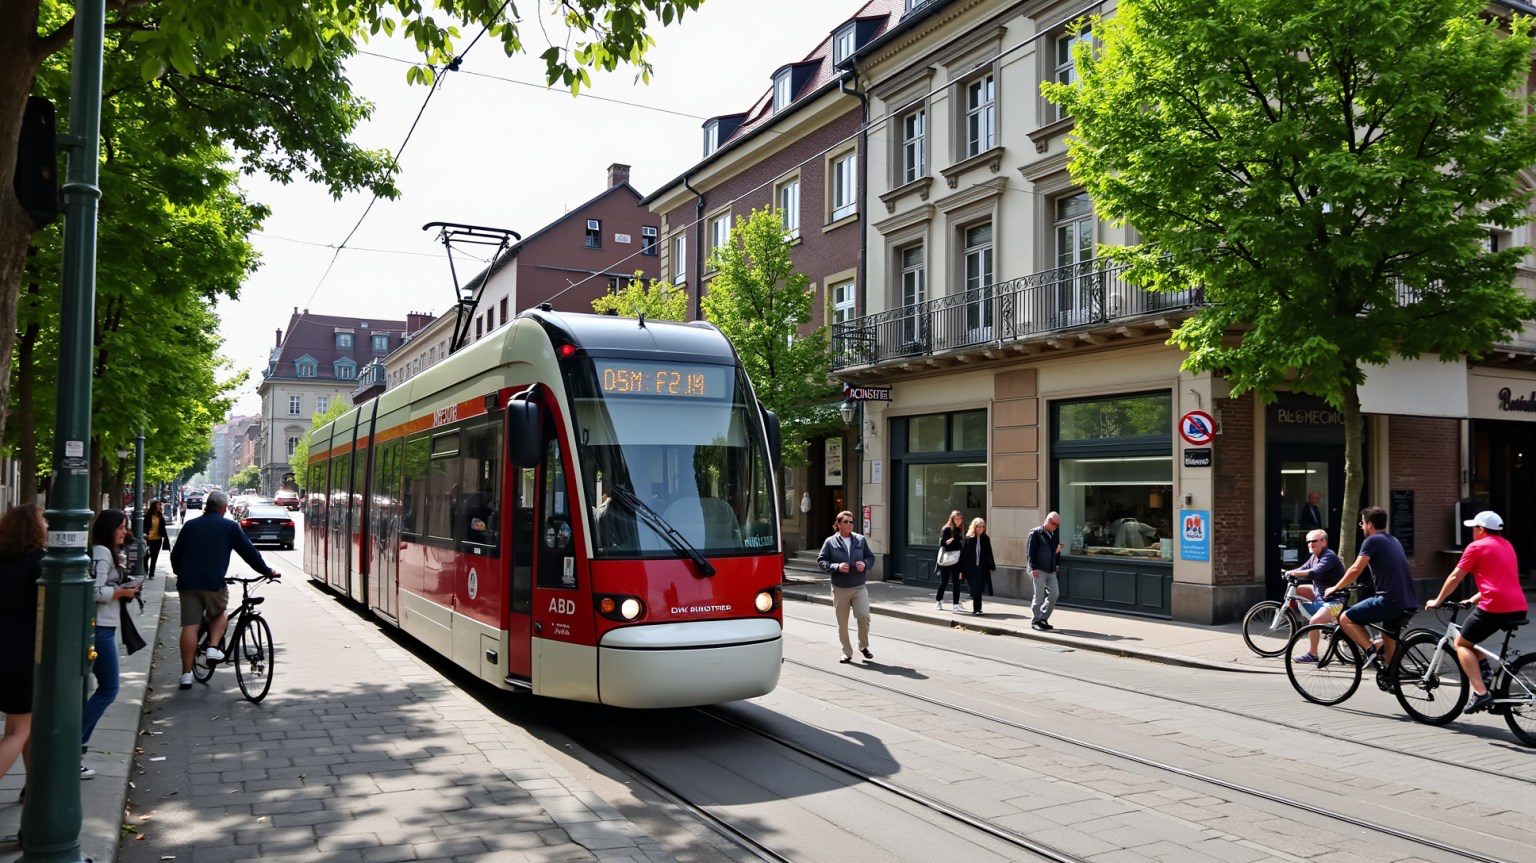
[238,505,296,549]
[273,489,301,511]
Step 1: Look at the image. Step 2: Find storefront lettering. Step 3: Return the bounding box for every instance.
[1275,408,1343,426]
[1496,387,1536,413]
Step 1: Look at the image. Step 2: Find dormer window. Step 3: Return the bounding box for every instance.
[833,25,857,64]
[336,332,353,349]
[372,334,389,352]
[773,69,794,112]
[333,358,357,380]
[294,354,318,378]
[703,120,720,156]
[585,219,602,249]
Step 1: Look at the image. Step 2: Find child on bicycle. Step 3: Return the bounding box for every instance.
[1425,510,1529,714]
[1287,529,1346,663]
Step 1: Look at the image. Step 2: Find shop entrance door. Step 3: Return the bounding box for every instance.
[1266,446,1345,600]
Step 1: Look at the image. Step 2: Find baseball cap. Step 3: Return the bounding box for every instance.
[1463,510,1504,530]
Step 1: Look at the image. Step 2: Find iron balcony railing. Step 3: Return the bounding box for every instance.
[832,260,1201,369]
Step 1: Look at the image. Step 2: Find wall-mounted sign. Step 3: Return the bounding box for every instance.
[824,438,844,486]
[614,233,632,244]
[1391,490,1415,557]
[1183,447,1212,468]
[862,504,872,535]
[1178,411,1216,446]
[1179,510,1210,562]
[843,385,891,401]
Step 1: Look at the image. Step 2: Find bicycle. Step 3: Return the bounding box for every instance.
[1241,575,1313,657]
[192,572,280,703]
[1391,600,1534,743]
[1284,608,1418,706]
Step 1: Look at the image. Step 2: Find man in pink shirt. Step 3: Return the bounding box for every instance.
[1426,510,1530,713]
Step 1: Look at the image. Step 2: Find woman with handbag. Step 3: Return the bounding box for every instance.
[960,517,997,616]
[934,510,966,612]
[144,499,170,577]
[82,509,142,776]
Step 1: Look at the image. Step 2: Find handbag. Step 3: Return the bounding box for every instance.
[936,547,961,568]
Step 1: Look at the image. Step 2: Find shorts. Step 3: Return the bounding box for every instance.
[180,588,230,627]
[1301,599,1343,619]
[0,666,33,714]
[1341,595,1408,634]
[1461,607,1528,645]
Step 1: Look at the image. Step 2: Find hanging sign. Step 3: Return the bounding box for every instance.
[1178,410,1216,446]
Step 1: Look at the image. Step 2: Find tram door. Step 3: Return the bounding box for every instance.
[529,433,594,700]
[505,465,534,680]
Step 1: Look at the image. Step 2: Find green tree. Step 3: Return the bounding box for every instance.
[1047,0,1536,558]
[0,0,705,451]
[701,208,840,464]
[229,463,261,491]
[291,393,352,482]
[591,270,688,320]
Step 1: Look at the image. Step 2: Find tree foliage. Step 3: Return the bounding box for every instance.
[1047,0,1536,556]
[701,208,840,465]
[228,463,261,491]
[290,393,353,483]
[591,271,688,320]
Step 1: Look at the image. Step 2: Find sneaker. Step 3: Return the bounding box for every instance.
[1465,690,1495,715]
[1293,652,1319,664]
[205,646,225,663]
[179,672,193,690]
[936,601,944,610]
[838,655,852,664]
[861,648,874,660]
[79,765,95,780]
[1361,646,1379,667]
[952,603,964,613]
[1031,621,1047,631]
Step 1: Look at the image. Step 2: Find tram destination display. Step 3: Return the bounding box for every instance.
[595,360,729,398]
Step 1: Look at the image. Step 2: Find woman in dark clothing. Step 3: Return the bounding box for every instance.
[934,510,966,612]
[960,517,997,616]
[0,504,48,788]
[143,499,170,577]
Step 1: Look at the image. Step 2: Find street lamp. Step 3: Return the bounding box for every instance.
[839,399,856,426]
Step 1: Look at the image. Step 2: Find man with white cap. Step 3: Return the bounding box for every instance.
[1426,510,1530,714]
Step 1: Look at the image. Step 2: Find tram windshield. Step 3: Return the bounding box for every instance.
[563,356,779,558]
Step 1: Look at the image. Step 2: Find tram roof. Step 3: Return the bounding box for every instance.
[522,307,733,359]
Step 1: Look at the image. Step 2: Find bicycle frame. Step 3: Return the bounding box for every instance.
[1259,578,1308,634]
[1409,609,1524,711]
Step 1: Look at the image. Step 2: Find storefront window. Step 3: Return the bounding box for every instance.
[956,411,988,450]
[906,462,988,544]
[1054,392,1172,560]
[909,415,946,452]
[1058,394,1170,441]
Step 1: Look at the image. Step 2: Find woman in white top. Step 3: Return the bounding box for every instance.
[82,509,141,769]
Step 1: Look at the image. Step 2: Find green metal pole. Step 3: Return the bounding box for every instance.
[25,1,105,860]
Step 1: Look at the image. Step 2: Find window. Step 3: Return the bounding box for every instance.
[288,396,301,416]
[963,222,994,337]
[671,233,688,285]
[334,361,356,380]
[584,219,601,249]
[295,361,316,378]
[428,345,436,365]
[372,334,388,352]
[1054,192,1095,323]
[964,74,995,157]
[899,244,925,346]
[830,279,856,324]
[773,70,793,112]
[317,395,329,414]
[707,212,731,265]
[287,436,299,456]
[641,226,658,256]
[900,108,925,185]
[831,151,857,221]
[336,332,353,349]
[777,178,800,238]
[1055,28,1091,122]
[487,305,496,331]
[500,297,509,320]
[833,25,857,64]
[703,120,719,156]
[898,409,988,546]
[1053,392,1173,560]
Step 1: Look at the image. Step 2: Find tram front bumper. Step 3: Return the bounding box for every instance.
[598,618,783,708]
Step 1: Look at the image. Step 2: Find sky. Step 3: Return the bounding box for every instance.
[220,0,864,416]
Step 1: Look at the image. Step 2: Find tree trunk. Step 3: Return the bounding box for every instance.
[1338,378,1366,562]
[0,4,45,457]
[16,282,38,504]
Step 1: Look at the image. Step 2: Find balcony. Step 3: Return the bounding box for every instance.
[832,261,1201,371]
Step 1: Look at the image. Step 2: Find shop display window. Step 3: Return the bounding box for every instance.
[1058,456,1172,558]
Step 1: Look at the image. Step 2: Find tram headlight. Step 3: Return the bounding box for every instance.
[619,597,643,620]
[754,587,781,613]
[597,595,646,622]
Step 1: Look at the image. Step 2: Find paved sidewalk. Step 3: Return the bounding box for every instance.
[782,571,1536,673]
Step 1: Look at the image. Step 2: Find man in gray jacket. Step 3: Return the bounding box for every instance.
[817,510,876,663]
[1026,512,1062,631]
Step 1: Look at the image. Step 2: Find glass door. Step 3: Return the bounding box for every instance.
[1266,447,1344,600]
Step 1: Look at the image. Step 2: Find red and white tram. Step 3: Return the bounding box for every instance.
[303,309,784,707]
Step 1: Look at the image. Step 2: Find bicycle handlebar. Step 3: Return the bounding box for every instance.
[225,572,281,585]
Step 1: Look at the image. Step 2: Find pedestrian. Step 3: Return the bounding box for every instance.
[934,510,965,612]
[1027,511,1062,631]
[816,509,875,664]
[83,509,142,776]
[143,499,171,578]
[961,517,997,615]
[0,504,48,796]
[170,489,279,691]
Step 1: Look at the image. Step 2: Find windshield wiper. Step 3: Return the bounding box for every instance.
[608,485,716,577]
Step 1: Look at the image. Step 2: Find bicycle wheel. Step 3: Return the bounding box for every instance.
[1286,624,1362,705]
[1391,632,1468,725]
[1498,653,1536,747]
[234,615,275,703]
[1241,601,1296,658]
[191,624,215,683]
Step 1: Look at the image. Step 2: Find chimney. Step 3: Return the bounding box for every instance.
[607,163,631,188]
[275,328,282,347]
[406,312,434,335]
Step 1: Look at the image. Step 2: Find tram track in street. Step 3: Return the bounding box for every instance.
[787,608,1536,784]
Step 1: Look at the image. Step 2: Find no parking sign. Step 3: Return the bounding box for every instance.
[1178,410,1216,446]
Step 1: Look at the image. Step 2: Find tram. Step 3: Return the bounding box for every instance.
[302,308,785,707]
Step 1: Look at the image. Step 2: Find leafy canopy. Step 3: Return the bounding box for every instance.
[591,271,688,320]
[701,208,840,464]
[291,393,353,483]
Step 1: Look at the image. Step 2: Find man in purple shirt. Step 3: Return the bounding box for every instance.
[1287,529,1345,662]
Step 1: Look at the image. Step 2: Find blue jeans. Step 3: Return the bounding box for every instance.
[82,625,119,747]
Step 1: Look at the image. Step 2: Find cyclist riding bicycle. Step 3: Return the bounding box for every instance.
[1288,528,1346,663]
[169,489,280,691]
[1324,505,1417,669]
[1425,510,1529,714]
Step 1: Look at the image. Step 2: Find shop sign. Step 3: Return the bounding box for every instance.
[1179,510,1211,562]
[824,438,843,487]
[862,504,872,535]
[1183,447,1212,467]
[1496,387,1536,413]
[843,385,891,401]
[1178,411,1216,446]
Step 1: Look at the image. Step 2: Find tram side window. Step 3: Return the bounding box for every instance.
[426,431,460,541]
[456,420,501,551]
[401,434,430,536]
